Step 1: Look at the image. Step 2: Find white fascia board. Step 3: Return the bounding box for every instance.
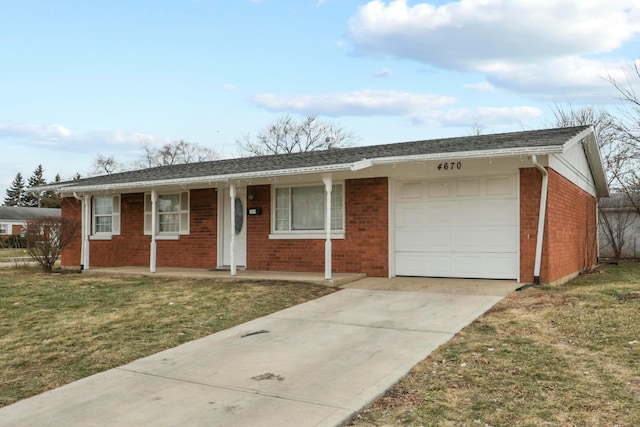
[58,145,565,195]
[561,126,608,198]
[59,163,357,195]
[367,145,564,166]
[560,126,594,153]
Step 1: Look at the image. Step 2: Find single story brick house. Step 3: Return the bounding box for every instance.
[37,126,608,285]
[0,206,61,236]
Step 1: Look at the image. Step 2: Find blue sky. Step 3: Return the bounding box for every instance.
[2,0,640,197]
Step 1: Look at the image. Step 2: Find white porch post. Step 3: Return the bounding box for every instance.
[150,190,157,273]
[82,195,91,270]
[323,175,332,280]
[229,184,237,276]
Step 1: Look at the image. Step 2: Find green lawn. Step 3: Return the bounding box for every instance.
[0,249,28,263]
[0,268,336,407]
[351,262,640,426]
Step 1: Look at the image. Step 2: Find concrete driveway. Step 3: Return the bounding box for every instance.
[0,281,515,427]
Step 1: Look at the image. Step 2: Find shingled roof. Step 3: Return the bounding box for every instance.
[0,207,61,221]
[42,125,598,193]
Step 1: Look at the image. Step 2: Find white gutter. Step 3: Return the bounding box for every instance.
[532,155,548,285]
[57,145,566,195]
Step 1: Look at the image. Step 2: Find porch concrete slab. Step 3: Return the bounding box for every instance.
[344,276,519,296]
[0,287,508,427]
[84,266,365,287]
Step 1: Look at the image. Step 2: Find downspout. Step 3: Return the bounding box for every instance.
[532,155,548,286]
[517,155,547,291]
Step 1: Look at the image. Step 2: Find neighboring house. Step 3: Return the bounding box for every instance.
[598,192,640,259]
[36,126,608,285]
[0,206,62,236]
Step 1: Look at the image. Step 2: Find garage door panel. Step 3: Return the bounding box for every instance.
[486,199,518,225]
[455,200,484,225]
[425,254,453,276]
[425,229,452,251]
[426,201,452,225]
[426,181,451,198]
[485,227,518,252]
[395,229,428,251]
[456,179,482,197]
[487,176,516,195]
[396,204,427,227]
[394,175,518,279]
[398,182,424,200]
[454,228,483,251]
[485,254,519,278]
[453,255,484,276]
[395,253,427,276]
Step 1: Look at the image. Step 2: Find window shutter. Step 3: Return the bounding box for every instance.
[144,193,152,235]
[179,191,189,235]
[112,195,121,235]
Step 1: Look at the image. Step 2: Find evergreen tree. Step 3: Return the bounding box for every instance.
[41,174,62,208]
[4,173,26,206]
[25,164,47,207]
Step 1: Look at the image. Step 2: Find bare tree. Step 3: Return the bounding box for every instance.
[548,102,630,187]
[92,154,124,175]
[547,103,635,259]
[25,216,80,272]
[606,62,640,152]
[236,115,358,156]
[135,140,219,168]
[598,195,635,260]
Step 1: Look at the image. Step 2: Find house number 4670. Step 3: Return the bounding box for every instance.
[437,162,462,171]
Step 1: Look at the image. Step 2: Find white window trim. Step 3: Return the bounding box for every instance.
[144,191,190,237]
[269,182,345,240]
[91,195,120,240]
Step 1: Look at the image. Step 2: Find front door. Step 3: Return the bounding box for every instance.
[222,187,247,266]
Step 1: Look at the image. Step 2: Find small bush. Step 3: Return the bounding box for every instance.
[24,216,79,272]
[0,235,26,249]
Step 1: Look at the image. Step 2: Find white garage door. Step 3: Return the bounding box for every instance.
[394,175,518,279]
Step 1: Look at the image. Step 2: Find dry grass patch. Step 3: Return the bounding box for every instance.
[352,263,640,427]
[0,268,336,407]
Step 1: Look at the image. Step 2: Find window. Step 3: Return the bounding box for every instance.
[273,184,344,235]
[0,223,8,235]
[144,191,189,236]
[92,196,120,237]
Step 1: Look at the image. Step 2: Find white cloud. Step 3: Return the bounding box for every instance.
[251,89,456,116]
[413,106,542,128]
[0,120,173,154]
[0,121,72,141]
[222,83,237,91]
[348,0,640,98]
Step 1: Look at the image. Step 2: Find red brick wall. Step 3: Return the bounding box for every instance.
[520,167,597,283]
[544,169,597,281]
[10,224,22,235]
[61,189,218,269]
[61,197,82,266]
[246,178,389,277]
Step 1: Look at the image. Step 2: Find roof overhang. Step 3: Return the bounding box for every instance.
[45,145,569,195]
